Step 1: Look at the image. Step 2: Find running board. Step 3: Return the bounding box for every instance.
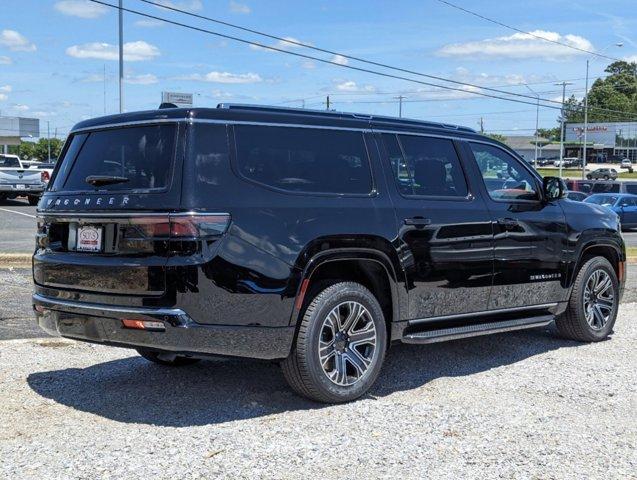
[401,315,554,344]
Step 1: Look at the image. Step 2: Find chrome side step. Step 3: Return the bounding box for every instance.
[401,315,554,344]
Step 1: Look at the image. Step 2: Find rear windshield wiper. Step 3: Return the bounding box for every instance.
[85,175,130,187]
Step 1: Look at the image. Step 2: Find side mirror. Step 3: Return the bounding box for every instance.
[543,176,567,201]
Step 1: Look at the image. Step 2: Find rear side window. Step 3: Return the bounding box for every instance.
[234,125,372,194]
[592,182,620,193]
[625,184,637,194]
[57,124,177,192]
[383,134,468,197]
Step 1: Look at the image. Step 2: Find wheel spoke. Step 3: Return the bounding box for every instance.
[331,353,348,385]
[343,348,370,377]
[319,340,335,366]
[596,276,612,296]
[342,302,364,332]
[349,322,376,346]
[592,304,606,328]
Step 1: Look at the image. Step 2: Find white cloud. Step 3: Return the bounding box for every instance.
[32,111,57,118]
[229,1,251,14]
[0,30,36,52]
[12,104,30,112]
[437,30,593,60]
[176,71,262,84]
[0,94,7,101]
[135,19,164,28]
[331,54,348,66]
[80,73,105,82]
[249,36,308,52]
[66,41,160,61]
[153,0,202,11]
[335,81,375,92]
[54,0,108,18]
[0,56,12,64]
[125,73,158,85]
[625,55,637,63]
[0,85,11,93]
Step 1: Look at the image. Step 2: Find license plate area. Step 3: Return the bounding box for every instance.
[76,225,104,252]
[15,184,26,190]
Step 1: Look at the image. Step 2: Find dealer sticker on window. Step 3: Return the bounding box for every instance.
[76,225,103,252]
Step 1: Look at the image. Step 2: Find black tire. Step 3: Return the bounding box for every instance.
[586,174,592,180]
[556,256,619,342]
[282,282,387,403]
[603,175,609,180]
[136,347,201,366]
[27,195,39,206]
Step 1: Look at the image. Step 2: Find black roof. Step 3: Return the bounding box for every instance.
[71,103,478,137]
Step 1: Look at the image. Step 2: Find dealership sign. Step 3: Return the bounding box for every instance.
[161,91,193,107]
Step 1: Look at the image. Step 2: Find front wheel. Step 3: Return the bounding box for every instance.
[603,175,609,180]
[556,257,619,342]
[586,174,592,180]
[282,282,387,403]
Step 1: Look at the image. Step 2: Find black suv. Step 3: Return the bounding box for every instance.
[33,105,626,403]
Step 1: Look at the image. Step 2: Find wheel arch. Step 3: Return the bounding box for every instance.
[289,248,403,343]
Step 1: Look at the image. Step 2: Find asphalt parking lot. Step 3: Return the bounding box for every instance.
[0,266,636,478]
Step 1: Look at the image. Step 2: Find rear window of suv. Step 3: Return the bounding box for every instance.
[51,124,177,192]
[233,125,373,195]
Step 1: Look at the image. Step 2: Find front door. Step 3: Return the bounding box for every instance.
[465,141,569,310]
[378,133,494,320]
[618,196,637,228]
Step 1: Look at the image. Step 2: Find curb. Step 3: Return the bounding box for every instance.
[0,253,32,268]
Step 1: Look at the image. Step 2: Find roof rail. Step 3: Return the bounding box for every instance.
[216,103,476,133]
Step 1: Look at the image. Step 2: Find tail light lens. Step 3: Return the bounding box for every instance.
[121,213,230,240]
[41,171,50,183]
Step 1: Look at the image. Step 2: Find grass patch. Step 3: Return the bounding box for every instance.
[626,246,637,259]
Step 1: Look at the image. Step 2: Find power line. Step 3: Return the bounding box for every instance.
[131,0,576,108]
[435,0,624,62]
[89,0,637,121]
[89,0,565,111]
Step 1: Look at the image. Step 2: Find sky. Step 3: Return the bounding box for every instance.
[1,0,637,139]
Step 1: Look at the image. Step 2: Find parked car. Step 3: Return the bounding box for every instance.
[566,190,587,201]
[585,193,637,229]
[535,156,558,167]
[0,154,47,205]
[620,158,633,170]
[587,168,618,181]
[33,105,626,403]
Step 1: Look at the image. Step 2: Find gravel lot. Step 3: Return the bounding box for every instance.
[1,303,636,479]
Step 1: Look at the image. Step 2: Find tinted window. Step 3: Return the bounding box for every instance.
[619,197,637,207]
[234,125,372,194]
[60,125,177,192]
[384,134,468,197]
[625,184,637,194]
[0,155,20,168]
[470,143,539,201]
[591,182,620,193]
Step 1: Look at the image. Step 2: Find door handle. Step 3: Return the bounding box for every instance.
[497,217,519,228]
[404,217,432,226]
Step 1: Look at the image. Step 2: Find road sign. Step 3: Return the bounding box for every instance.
[161,92,193,107]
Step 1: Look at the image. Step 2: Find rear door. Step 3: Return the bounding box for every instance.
[34,122,185,296]
[378,132,494,320]
[464,141,569,310]
[618,196,637,227]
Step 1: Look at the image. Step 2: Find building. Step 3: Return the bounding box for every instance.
[565,121,637,163]
[502,135,561,161]
[0,116,40,154]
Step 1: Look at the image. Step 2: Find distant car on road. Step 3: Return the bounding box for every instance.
[585,193,637,229]
[0,154,46,205]
[566,190,587,201]
[620,158,633,169]
[587,168,618,181]
[535,156,558,167]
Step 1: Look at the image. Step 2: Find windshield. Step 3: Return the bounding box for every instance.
[585,195,618,206]
[52,124,177,192]
[0,155,20,168]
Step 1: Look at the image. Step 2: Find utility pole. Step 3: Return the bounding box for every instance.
[479,117,484,134]
[525,84,540,169]
[394,95,406,118]
[47,121,51,161]
[325,95,330,111]
[118,0,124,113]
[555,81,573,179]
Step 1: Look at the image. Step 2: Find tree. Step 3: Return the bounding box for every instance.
[10,138,63,162]
[536,127,561,142]
[486,133,507,143]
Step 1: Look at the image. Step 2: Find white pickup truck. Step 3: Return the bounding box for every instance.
[0,154,47,205]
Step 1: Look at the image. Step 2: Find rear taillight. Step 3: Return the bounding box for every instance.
[41,171,50,183]
[121,213,230,240]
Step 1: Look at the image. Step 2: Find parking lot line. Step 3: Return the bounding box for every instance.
[0,208,36,219]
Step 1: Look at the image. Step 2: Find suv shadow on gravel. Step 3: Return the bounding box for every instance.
[26,326,581,426]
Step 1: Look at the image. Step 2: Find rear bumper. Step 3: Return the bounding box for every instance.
[33,293,295,360]
[0,184,44,193]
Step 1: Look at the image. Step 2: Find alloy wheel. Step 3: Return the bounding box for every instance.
[318,301,377,386]
[583,269,615,330]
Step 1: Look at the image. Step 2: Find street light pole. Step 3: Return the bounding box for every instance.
[118,0,124,113]
[394,95,406,118]
[525,84,540,169]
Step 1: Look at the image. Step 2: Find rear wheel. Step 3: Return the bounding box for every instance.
[136,348,201,366]
[603,175,609,180]
[586,174,592,180]
[282,282,387,403]
[556,257,619,342]
[27,195,39,206]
